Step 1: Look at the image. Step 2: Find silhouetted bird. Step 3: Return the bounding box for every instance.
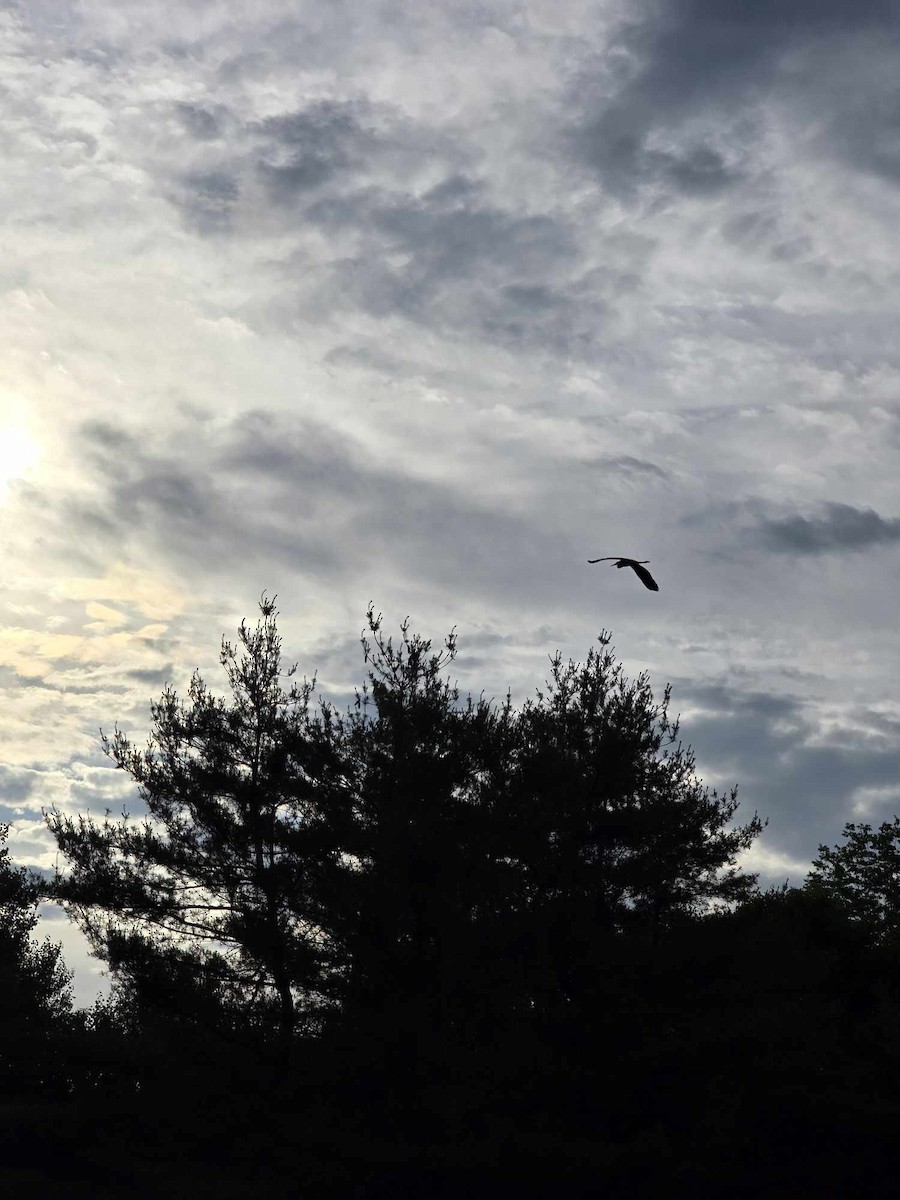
[588,557,659,591]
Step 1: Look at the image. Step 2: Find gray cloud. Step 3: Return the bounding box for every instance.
[175,169,240,233]
[679,681,900,863]
[126,665,176,688]
[574,113,744,200]
[586,455,669,481]
[662,145,739,195]
[570,0,899,198]
[295,183,609,354]
[643,0,895,103]
[47,412,581,607]
[215,410,575,598]
[142,78,622,358]
[0,764,40,807]
[255,100,372,200]
[173,101,228,142]
[64,419,335,576]
[812,50,900,186]
[154,95,607,355]
[756,503,900,555]
[78,421,215,529]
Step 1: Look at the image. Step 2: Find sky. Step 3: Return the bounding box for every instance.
[2,0,900,1003]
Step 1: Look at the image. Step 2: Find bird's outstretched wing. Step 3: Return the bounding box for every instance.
[588,556,659,590]
[630,563,659,591]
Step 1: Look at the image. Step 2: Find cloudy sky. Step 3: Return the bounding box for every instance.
[2,0,900,1001]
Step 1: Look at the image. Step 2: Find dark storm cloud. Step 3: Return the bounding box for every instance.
[575,120,742,200]
[302,175,574,294]
[571,0,899,196]
[662,145,737,196]
[687,498,900,562]
[821,76,900,186]
[43,421,243,574]
[637,0,895,108]
[756,503,900,556]
[501,284,557,311]
[79,421,130,452]
[8,670,124,697]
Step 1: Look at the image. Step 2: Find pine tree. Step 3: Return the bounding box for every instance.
[0,824,73,1096]
[47,598,338,1052]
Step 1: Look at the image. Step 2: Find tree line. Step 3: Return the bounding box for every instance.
[4,598,900,1196]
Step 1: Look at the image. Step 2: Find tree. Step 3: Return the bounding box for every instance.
[311,618,763,1065]
[308,608,513,1056]
[40,601,779,1193]
[47,601,763,1071]
[486,640,763,1020]
[583,885,900,1200]
[46,597,338,1053]
[805,816,900,943]
[0,824,73,1096]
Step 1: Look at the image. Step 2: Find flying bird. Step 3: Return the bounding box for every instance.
[588,557,659,591]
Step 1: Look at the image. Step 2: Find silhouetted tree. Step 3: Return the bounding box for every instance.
[296,614,765,1158]
[484,640,763,1025]
[46,598,338,1053]
[48,605,762,1049]
[26,598,900,1196]
[308,608,514,1074]
[586,885,900,1200]
[806,815,900,943]
[0,824,73,1096]
[44,599,772,1191]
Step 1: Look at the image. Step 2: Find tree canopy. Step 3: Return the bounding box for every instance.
[9,598,900,1196]
[806,816,900,943]
[48,599,762,1050]
[47,600,337,1048]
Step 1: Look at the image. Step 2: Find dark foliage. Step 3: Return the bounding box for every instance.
[0,825,73,1097]
[806,815,900,942]
[4,602,900,1194]
[47,601,341,1055]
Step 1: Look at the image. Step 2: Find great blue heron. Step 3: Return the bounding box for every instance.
[588,557,659,591]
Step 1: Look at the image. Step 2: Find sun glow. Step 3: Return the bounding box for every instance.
[0,423,42,495]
